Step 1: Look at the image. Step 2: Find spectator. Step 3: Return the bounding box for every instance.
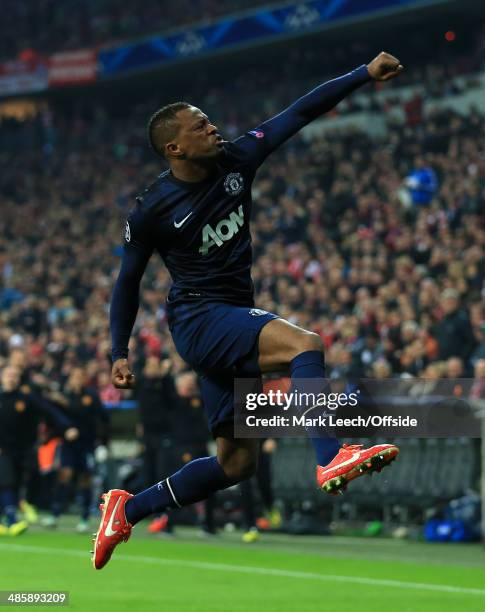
[446,357,464,379]
[404,156,438,206]
[372,359,392,379]
[432,289,477,366]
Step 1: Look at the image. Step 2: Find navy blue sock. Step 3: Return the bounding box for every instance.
[290,350,340,466]
[0,489,18,526]
[125,456,232,526]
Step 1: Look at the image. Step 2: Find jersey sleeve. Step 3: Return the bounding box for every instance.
[110,205,154,361]
[124,204,155,256]
[231,64,371,169]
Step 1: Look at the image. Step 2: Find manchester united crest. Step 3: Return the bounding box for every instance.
[224,173,244,196]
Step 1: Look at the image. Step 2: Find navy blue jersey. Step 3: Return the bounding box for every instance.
[111,65,371,360]
[126,138,262,310]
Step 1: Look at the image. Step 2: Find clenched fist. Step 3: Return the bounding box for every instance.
[112,358,135,389]
[367,51,403,81]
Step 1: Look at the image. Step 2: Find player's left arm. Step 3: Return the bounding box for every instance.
[235,51,403,166]
[110,206,155,388]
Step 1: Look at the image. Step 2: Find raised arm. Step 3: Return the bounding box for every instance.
[234,51,403,166]
[110,208,154,388]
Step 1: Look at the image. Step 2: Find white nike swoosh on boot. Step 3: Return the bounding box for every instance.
[104,497,122,537]
[319,451,361,477]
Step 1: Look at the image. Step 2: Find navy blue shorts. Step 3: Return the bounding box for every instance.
[171,303,279,433]
[59,441,94,473]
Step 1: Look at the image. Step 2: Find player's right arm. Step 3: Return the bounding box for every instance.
[110,207,154,389]
[233,51,402,168]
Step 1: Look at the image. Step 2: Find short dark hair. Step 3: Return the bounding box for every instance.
[147,102,192,158]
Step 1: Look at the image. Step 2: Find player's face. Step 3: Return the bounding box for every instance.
[171,107,225,161]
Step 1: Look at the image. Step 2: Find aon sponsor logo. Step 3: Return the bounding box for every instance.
[199,205,244,255]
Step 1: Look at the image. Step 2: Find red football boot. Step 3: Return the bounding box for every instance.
[317,443,399,495]
[92,489,133,570]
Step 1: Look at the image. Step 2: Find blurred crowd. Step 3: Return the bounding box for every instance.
[0,44,484,403]
[0,0,270,60]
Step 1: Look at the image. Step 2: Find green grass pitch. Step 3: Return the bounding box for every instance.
[1,525,485,611]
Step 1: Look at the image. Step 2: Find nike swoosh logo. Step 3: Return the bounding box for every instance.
[319,451,361,476]
[174,212,193,228]
[105,497,122,537]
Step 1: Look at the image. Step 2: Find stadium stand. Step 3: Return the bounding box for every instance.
[0,0,271,60]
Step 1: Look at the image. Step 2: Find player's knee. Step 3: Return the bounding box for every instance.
[294,331,324,357]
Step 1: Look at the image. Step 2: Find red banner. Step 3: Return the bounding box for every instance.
[48,49,97,86]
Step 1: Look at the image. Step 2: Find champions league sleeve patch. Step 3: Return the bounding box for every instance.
[248,130,265,139]
[125,221,131,242]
